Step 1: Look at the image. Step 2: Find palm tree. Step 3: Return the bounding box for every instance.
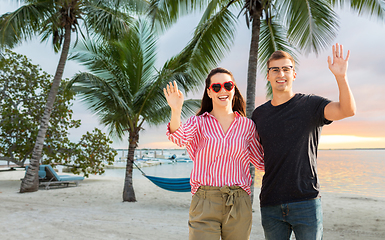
[149,0,384,110]
[147,0,385,202]
[67,17,234,202]
[0,0,143,193]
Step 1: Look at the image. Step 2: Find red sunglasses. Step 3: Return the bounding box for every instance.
[209,81,234,93]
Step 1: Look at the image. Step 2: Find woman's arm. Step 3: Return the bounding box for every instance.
[249,124,264,171]
[164,81,184,134]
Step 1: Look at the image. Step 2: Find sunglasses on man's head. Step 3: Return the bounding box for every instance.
[209,81,234,93]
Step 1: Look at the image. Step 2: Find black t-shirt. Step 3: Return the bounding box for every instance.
[251,93,332,207]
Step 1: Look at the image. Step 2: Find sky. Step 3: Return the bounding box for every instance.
[1,1,385,150]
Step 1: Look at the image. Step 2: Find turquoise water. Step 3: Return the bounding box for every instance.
[104,149,385,198]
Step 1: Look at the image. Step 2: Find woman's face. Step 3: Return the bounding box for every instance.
[207,73,235,109]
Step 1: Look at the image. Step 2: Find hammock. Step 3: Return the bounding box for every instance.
[133,161,191,192]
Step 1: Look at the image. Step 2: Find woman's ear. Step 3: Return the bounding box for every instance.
[207,88,212,99]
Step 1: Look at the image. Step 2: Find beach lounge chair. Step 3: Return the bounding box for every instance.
[24,165,47,180]
[24,165,84,190]
[40,165,84,190]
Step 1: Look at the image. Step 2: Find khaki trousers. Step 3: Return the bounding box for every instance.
[188,185,252,240]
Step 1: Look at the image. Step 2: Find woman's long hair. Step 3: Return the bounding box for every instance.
[196,67,246,116]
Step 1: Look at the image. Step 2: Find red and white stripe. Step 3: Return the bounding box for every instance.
[167,112,264,195]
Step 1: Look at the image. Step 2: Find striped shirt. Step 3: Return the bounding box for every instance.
[166,112,264,195]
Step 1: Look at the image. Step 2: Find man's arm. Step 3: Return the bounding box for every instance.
[324,43,356,121]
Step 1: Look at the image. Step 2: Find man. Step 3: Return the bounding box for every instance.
[251,43,356,240]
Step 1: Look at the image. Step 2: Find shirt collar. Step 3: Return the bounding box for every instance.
[202,111,241,119]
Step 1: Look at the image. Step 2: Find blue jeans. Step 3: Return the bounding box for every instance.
[260,198,323,240]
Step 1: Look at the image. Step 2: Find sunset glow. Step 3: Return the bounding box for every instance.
[319,135,385,149]
[136,135,385,150]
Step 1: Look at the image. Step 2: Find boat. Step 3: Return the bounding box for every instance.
[174,156,192,162]
[145,158,175,165]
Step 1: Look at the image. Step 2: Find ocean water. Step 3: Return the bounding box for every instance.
[316,149,385,198]
[2,149,384,198]
[105,149,385,199]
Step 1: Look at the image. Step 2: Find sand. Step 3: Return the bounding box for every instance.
[1,169,385,240]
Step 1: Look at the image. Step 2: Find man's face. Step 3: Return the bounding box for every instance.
[267,58,296,93]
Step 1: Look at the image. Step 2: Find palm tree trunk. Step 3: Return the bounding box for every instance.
[246,8,262,205]
[246,12,262,117]
[19,24,72,193]
[123,130,138,202]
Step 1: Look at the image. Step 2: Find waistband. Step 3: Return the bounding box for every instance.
[199,185,243,190]
[195,185,247,224]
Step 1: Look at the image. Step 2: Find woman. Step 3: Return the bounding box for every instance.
[164,67,264,240]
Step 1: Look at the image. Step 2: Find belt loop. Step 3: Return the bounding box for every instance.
[202,188,206,199]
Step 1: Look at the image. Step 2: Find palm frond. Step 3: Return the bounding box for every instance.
[181,99,202,118]
[135,6,239,105]
[171,6,238,84]
[39,11,64,52]
[280,0,339,54]
[0,3,49,48]
[331,0,385,19]
[67,72,134,138]
[259,15,299,75]
[68,72,128,111]
[146,99,201,126]
[84,1,134,41]
[71,39,130,84]
[93,18,159,114]
[239,0,263,28]
[198,0,223,24]
[97,107,132,140]
[134,63,201,126]
[104,0,149,14]
[140,91,172,124]
[69,18,163,137]
[116,19,158,94]
[135,72,185,118]
[147,0,213,32]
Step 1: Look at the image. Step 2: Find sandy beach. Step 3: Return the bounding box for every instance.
[1,169,385,240]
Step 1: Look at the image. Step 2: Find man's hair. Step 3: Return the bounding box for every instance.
[196,67,246,117]
[267,50,295,69]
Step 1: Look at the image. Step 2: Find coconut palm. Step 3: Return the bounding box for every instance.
[149,0,384,112]
[147,0,385,202]
[0,0,145,193]
[67,16,235,202]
